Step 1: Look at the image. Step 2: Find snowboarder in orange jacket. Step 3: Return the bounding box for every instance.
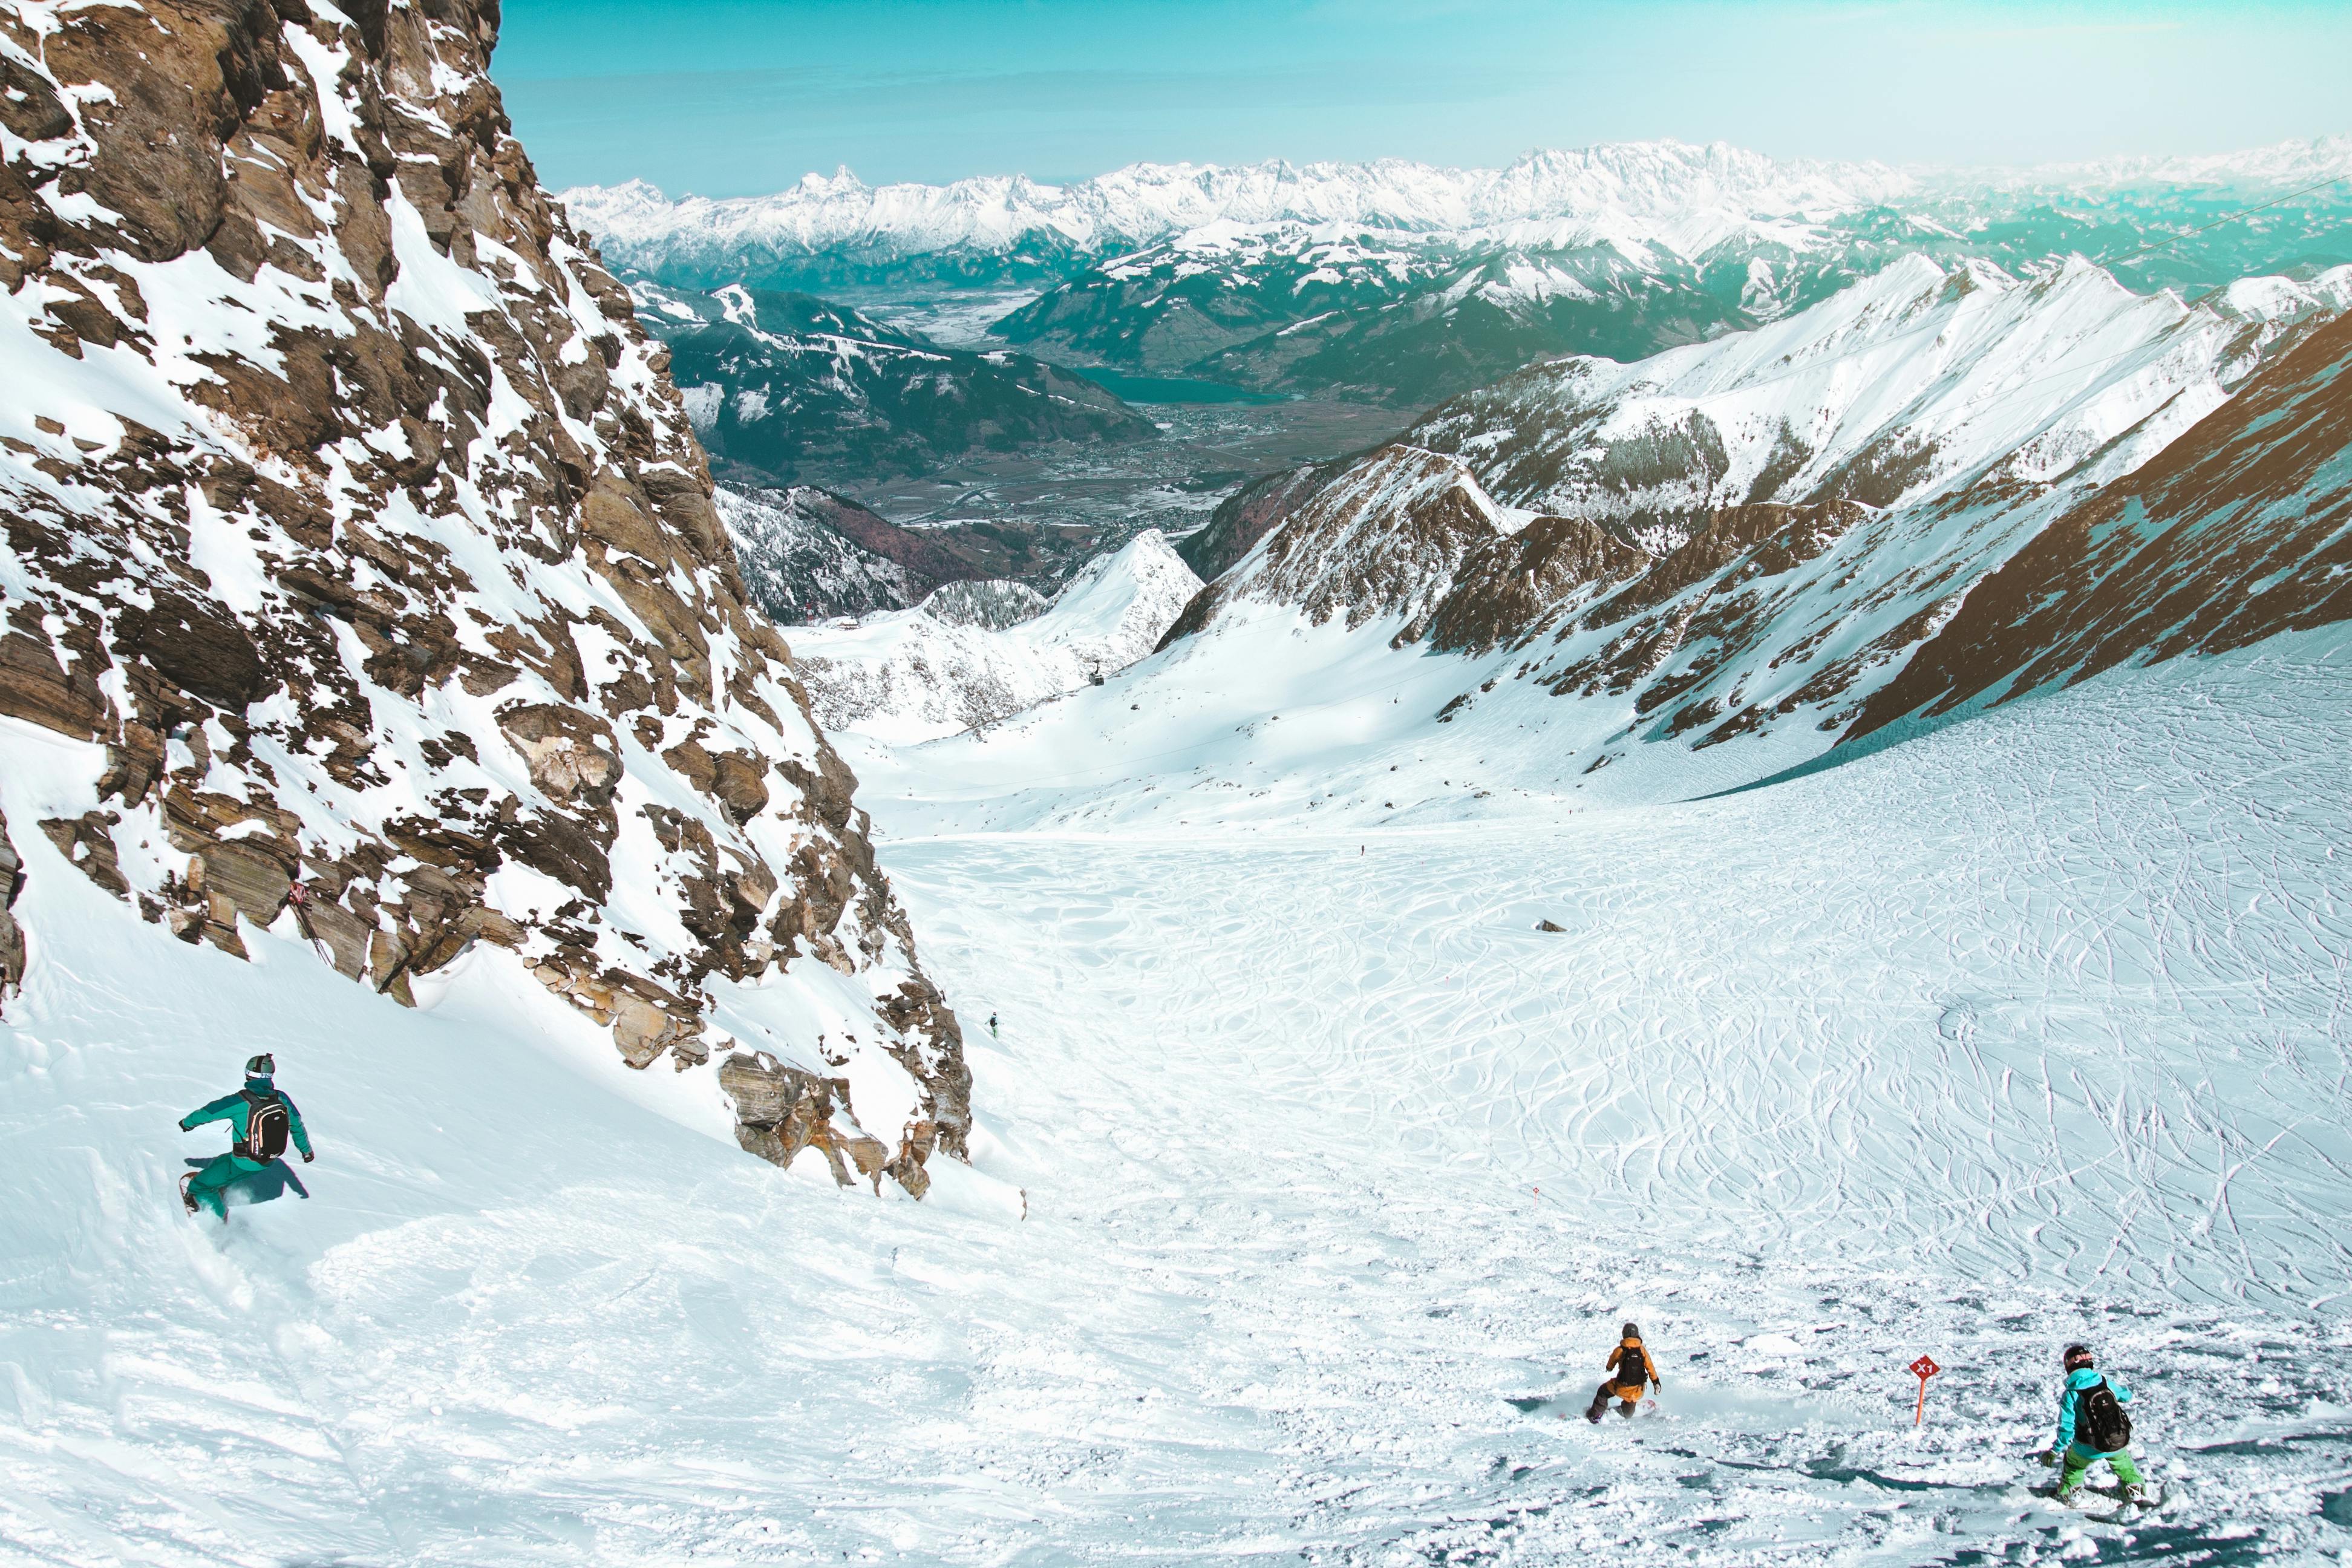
[1586,1322,1661,1420]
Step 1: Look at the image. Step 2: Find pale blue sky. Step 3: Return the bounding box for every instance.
[494,1,2352,195]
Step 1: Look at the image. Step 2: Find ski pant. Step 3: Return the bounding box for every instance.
[1587,1382,1644,1419]
[188,1153,270,1218]
[2059,1443,2143,1494]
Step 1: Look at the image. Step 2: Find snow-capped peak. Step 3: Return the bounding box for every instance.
[560,139,1915,269]
[1415,254,2352,527]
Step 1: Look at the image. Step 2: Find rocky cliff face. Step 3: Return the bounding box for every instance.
[0,0,965,1191]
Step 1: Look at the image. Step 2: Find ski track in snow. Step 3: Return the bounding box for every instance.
[6,639,2352,1564]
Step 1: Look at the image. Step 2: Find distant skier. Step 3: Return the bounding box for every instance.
[2040,1343,2145,1504]
[988,1012,999,1038]
[1585,1322,1661,1420]
[178,1053,313,1221]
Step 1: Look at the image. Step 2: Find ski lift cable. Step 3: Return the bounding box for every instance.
[1494,180,2351,434]
[2090,172,2352,272]
[1572,181,2352,467]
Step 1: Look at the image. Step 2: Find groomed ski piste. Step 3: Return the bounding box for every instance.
[5,623,2352,1564]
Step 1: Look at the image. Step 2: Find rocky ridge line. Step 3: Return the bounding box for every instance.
[1160,256,2352,773]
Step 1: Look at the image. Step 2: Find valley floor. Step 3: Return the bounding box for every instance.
[5,635,2351,1564]
[824,396,1402,584]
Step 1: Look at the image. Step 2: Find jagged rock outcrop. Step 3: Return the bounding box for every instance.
[0,0,966,1187]
[1160,447,1514,648]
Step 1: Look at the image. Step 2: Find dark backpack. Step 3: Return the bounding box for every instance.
[240,1091,290,1161]
[2076,1377,2132,1452]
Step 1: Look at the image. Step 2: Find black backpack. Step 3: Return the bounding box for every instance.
[2076,1377,2132,1452]
[240,1090,291,1161]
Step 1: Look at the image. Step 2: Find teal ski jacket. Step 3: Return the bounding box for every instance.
[180,1084,313,1160]
[2055,1367,2132,1454]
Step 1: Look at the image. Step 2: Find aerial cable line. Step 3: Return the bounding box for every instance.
[2090,172,2351,272]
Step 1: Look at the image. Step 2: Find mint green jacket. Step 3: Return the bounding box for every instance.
[180,1086,313,1160]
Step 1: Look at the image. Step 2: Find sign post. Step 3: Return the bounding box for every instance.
[1909,1355,1941,1426]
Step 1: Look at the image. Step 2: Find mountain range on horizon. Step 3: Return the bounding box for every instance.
[567,132,2352,418]
[563,132,2352,277]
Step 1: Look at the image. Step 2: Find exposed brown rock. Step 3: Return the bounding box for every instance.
[498,702,623,808]
[1849,309,2352,739]
[0,628,109,740]
[1161,446,1509,650]
[1425,514,1651,655]
[0,808,25,1000]
[0,0,969,1194]
[716,1050,914,1193]
[39,814,128,900]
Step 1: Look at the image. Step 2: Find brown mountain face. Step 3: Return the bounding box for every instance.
[1175,460,1341,583]
[1846,307,2352,740]
[1168,261,2352,781]
[0,1,965,1190]
[1160,446,1514,651]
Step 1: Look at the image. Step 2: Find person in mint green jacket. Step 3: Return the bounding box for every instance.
[178,1054,313,1221]
[2041,1343,2145,1503]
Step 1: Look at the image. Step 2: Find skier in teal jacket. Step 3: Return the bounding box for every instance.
[2042,1343,2145,1503]
[178,1054,313,1220]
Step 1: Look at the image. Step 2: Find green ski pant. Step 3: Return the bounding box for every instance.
[188,1153,270,1218]
[2059,1443,2143,1494]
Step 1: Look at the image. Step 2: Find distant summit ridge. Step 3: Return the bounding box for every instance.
[563,139,1915,279]
[564,133,2352,281]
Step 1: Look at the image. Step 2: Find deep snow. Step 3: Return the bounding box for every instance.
[5,621,2351,1563]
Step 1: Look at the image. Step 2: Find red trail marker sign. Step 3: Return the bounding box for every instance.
[1909,1354,1941,1426]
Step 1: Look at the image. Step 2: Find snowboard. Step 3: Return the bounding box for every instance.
[2033,1481,2166,1520]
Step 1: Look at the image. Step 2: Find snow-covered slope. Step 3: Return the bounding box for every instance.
[0,1,964,1184]
[1411,254,2352,529]
[13,598,2352,1562]
[917,577,1051,630]
[1853,299,2352,737]
[790,532,1203,741]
